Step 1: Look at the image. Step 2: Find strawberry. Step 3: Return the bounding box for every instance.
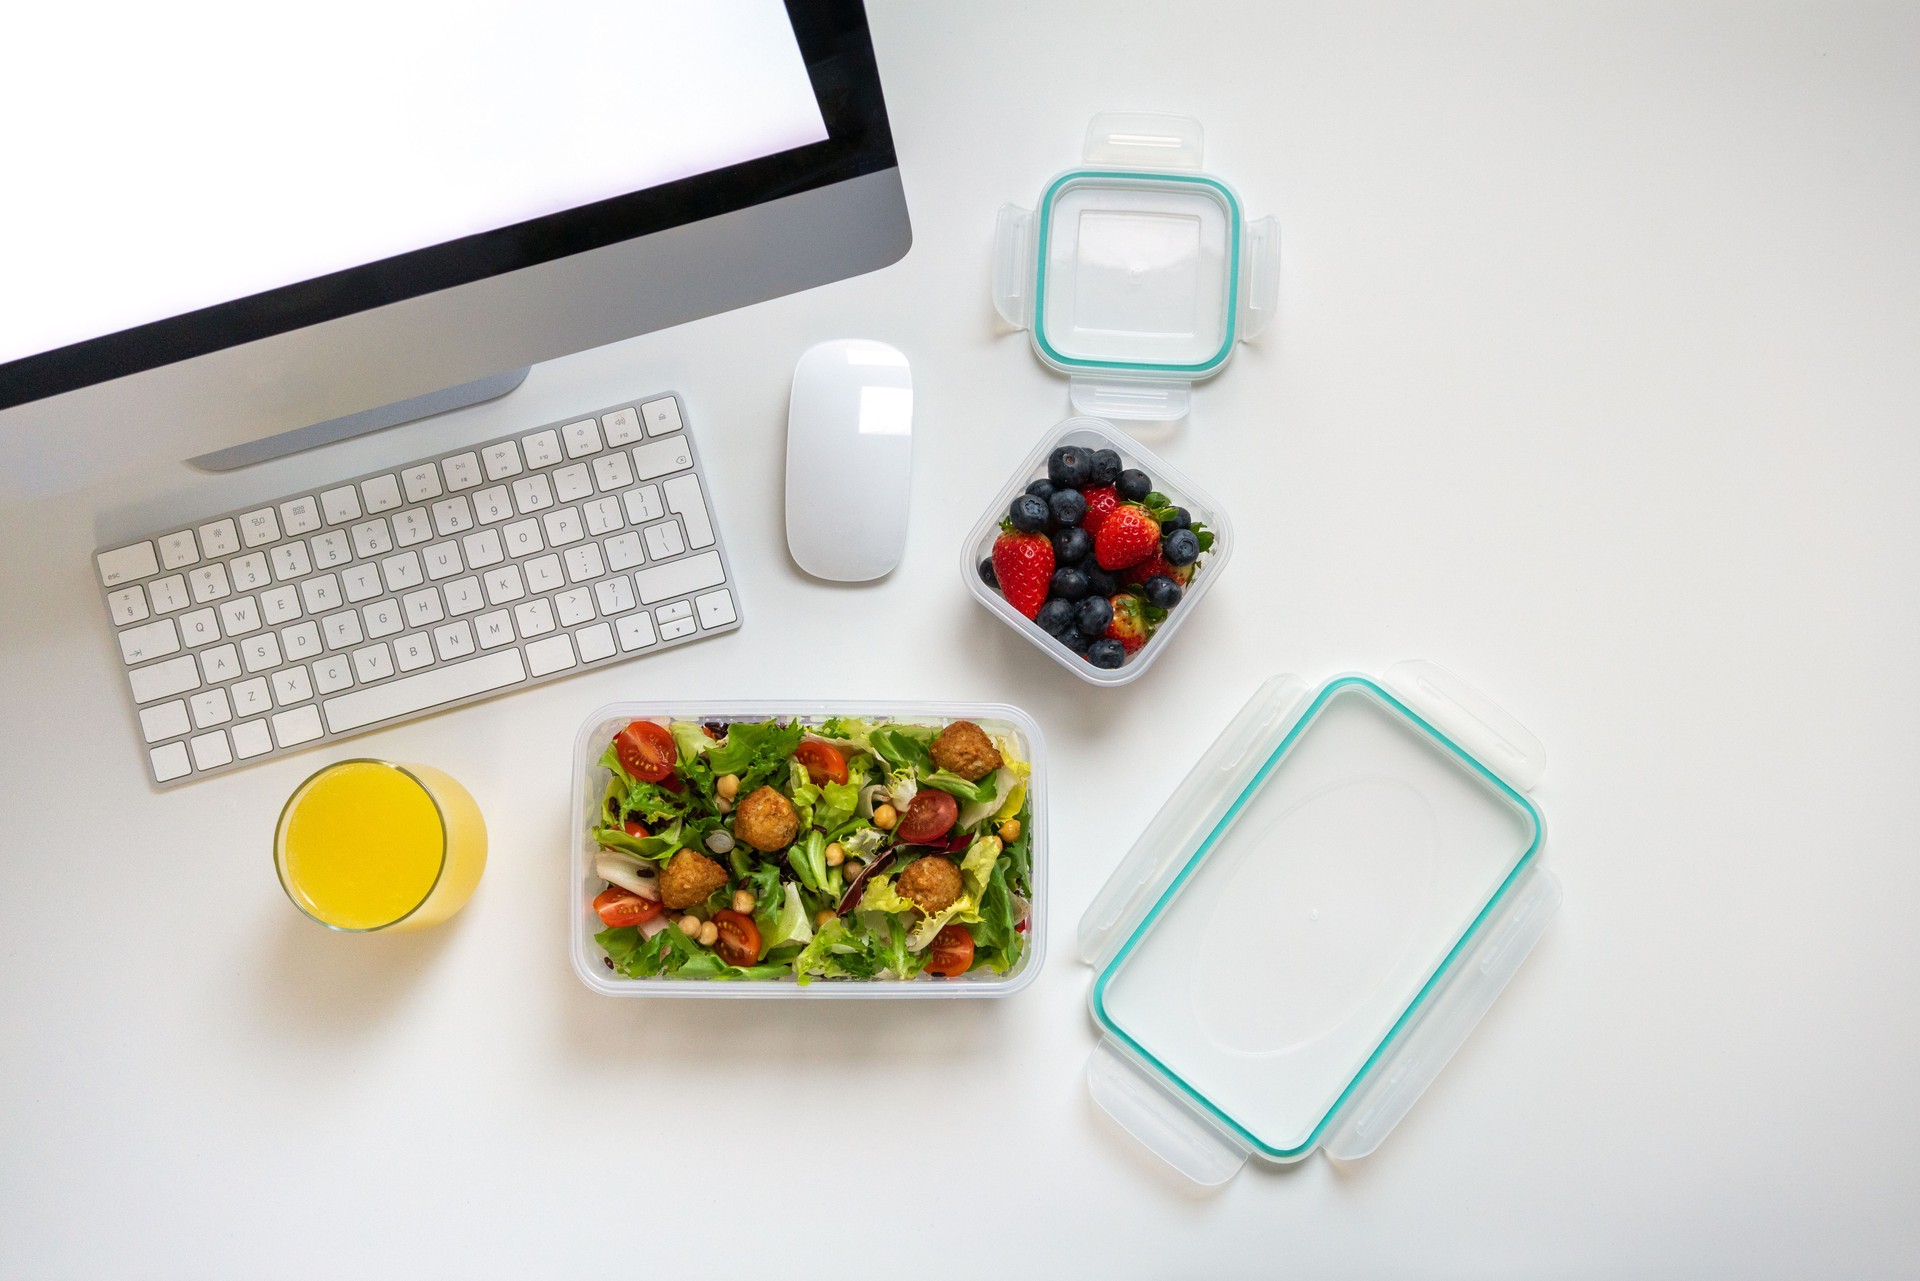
[991,527,1055,619]
[1105,594,1150,653]
[1121,549,1193,587]
[1094,505,1161,570]
[1081,486,1120,538]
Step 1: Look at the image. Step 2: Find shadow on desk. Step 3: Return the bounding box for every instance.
[246,906,473,1042]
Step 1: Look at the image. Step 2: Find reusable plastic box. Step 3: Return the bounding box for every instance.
[993,112,1280,421]
[1079,664,1561,1181]
[962,417,1234,686]
[570,701,1047,999]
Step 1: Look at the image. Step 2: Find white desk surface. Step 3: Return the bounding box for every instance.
[5,3,1919,1276]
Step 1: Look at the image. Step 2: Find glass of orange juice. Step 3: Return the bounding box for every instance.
[273,759,487,932]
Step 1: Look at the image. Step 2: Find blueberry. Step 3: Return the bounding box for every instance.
[1090,449,1124,486]
[1048,489,1088,528]
[1116,468,1153,501]
[1057,626,1093,654]
[1075,595,1113,636]
[1051,527,1090,565]
[1162,507,1191,531]
[1142,575,1183,609]
[1162,528,1200,566]
[1008,494,1050,532]
[1049,567,1089,600]
[1035,597,1076,636]
[1085,568,1120,597]
[1048,446,1094,489]
[978,557,998,588]
[1025,477,1055,502]
[1087,638,1127,669]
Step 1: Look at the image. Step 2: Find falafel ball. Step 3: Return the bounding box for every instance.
[733,785,800,853]
[929,720,1003,783]
[659,849,729,910]
[897,855,964,915]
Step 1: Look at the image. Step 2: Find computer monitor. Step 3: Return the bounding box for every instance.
[0,0,909,501]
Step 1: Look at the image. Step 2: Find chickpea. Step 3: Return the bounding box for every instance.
[998,817,1022,843]
[843,859,864,880]
[698,920,719,947]
[715,796,734,815]
[731,888,756,915]
[825,841,845,868]
[715,773,740,800]
[814,908,837,928]
[872,803,897,831]
[677,914,701,938]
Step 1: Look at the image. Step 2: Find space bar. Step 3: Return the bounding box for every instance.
[322,650,528,734]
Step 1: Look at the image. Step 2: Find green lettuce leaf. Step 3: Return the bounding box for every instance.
[920,770,1000,805]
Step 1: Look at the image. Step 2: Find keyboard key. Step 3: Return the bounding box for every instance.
[282,621,323,660]
[229,552,270,592]
[218,595,262,636]
[441,452,482,491]
[601,407,644,445]
[605,532,645,571]
[562,418,603,458]
[483,565,525,605]
[199,519,240,558]
[623,485,663,523]
[432,620,476,661]
[526,633,578,676]
[349,518,393,557]
[633,435,693,480]
[361,474,403,514]
[583,495,624,536]
[230,677,273,719]
[352,643,396,683]
[179,608,220,648]
[431,496,475,536]
[280,496,322,536]
[576,622,616,663]
[401,464,443,503]
[513,597,556,638]
[444,577,485,616]
[511,473,555,514]
[200,644,241,683]
[502,518,544,558]
[472,485,514,524]
[543,507,585,546]
[382,551,424,593]
[321,610,364,650]
[655,600,693,625]
[482,441,523,480]
[643,520,685,560]
[592,452,634,493]
[521,428,563,468]
[695,588,737,629]
[273,665,314,706]
[190,731,233,770]
[139,700,191,744]
[594,576,636,616]
[474,611,515,649]
[659,614,697,641]
[362,599,403,639]
[150,741,192,783]
[342,563,382,603]
[525,554,565,593]
[320,485,362,525]
[188,563,232,603]
[632,550,725,605]
[392,508,433,547]
[148,575,190,614]
[394,633,435,672]
[270,541,313,581]
[271,705,325,748]
[241,632,284,674]
[231,719,274,759]
[129,654,200,703]
[240,507,281,548]
[322,649,527,734]
[463,527,505,569]
[157,530,199,571]
[422,541,463,581]
[402,588,446,628]
[554,463,594,503]
[555,588,596,626]
[641,396,683,436]
[301,574,344,614]
[262,586,303,626]
[663,475,715,549]
[108,586,151,626]
[616,612,657,652]
[313,655,354,695]
[310,529,351,569]
[190,688,233,728]
[564,542,606,583]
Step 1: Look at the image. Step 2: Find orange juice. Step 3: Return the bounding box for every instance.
[274,760,486,931]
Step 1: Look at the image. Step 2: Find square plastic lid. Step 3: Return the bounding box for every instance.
[1089,677,1543,1157]
[1035,173,1240,373]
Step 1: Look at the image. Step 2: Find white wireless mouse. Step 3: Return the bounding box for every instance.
[785,339,913,581]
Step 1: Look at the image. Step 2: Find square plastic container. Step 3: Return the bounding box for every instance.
[962,417,1234,686]
[993,112,1279,421]
[1078,663,1562,1182]
[570,701,1047,1000]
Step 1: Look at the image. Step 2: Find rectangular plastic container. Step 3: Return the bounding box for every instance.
[570,700,1047,1000]
[1078,663,1561,1182]
[962,417,1233,687]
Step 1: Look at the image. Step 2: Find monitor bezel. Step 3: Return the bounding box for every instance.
[0,0,895,411]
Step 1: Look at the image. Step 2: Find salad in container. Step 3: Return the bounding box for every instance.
[569,702,1046,999]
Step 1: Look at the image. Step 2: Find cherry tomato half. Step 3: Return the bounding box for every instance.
[711,910,762,967]
[895,789,958,845]
[925,923,975,977]
[614,720,678,783]
[621,820,650,839]
[793,739,849,786]
[593,886,664,928]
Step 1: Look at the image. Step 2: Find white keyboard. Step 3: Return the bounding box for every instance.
[94,392,741,787]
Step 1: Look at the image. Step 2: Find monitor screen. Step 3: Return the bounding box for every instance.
[1,0,830,368]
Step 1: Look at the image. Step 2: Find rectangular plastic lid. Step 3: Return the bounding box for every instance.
[1081,665,1556,1174]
